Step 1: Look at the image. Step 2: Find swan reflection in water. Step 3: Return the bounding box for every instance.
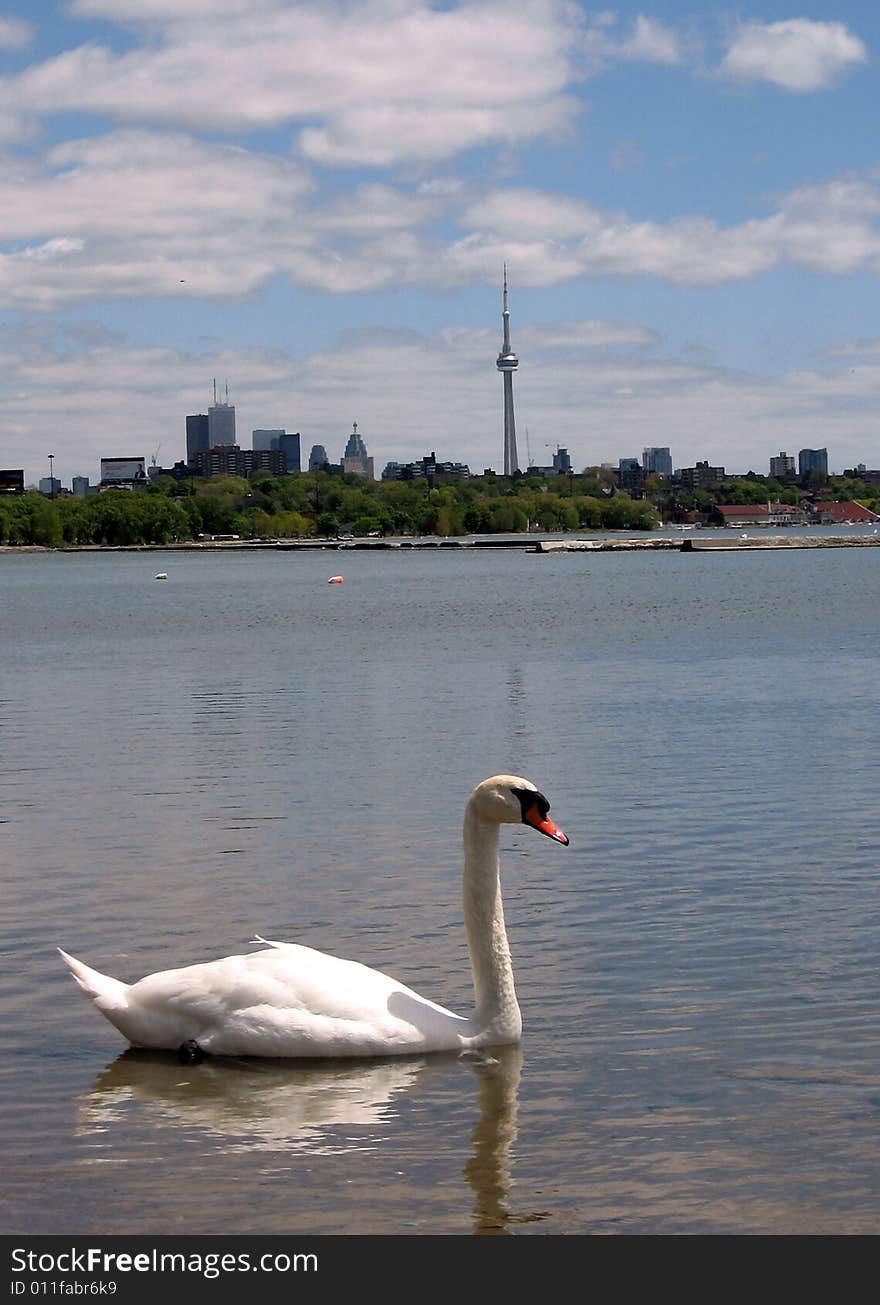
[77,1052,422,1157]
[76,1044,527,1232]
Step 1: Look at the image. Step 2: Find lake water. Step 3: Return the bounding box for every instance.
[2,538,879,1235]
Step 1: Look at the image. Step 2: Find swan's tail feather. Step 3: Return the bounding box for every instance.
[58,948,130,1012]
[252,934,285,949]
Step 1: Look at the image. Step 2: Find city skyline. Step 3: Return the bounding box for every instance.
[2,3,880,486]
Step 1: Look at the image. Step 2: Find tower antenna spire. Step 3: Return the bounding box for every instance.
[496,264,519,476]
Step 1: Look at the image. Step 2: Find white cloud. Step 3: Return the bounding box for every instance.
[0,130,319,309]
[583,12,683,70]
[619,15,682,65]
[0,1,585,166]
[610,140,644,173]
[298,95,580,167]
[463,188,599,240]
[4,131,880,311]
[720,19,867,91]
[518,320,659,351]
[69,0,277,17]
[827,337,880,359]
[456,177,880,286]
[0,15,32,49]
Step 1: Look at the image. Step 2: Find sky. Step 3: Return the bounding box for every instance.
[2,1,880,486]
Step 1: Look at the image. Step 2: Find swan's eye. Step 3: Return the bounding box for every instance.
[511,787,549,821]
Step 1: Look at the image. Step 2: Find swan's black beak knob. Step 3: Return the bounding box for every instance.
[517,793,569,845]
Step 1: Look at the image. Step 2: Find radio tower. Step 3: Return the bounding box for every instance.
[496,264,519,475]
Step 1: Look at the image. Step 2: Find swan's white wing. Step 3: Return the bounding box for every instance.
[122,945,470,1057]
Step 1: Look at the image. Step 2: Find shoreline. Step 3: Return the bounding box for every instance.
[2,532,880,555]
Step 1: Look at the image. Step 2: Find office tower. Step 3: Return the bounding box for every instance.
[618,457,643,492]
[309,444,330,472]
[769,452,796,479]
[643,447,673,477]
[252,429,284,452]
[798,447,828,477]
[278,432,301,474]
[208,379,236,447]
[496,265,519,476]
[186,414,209,463]
[342,422,373,478]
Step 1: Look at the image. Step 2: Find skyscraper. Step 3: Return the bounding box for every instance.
[798,447,828,478]
[208,380,236,447]
[643,447,673,477]
[342,422,373,478]
[278,432,301,474]
[186,413,209,463]
[769,451,796,479]
[252,429,284,452]
[496,266,519,476]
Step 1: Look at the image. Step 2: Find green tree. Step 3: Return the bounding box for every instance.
[315,511,341,538]
[30,497,64,547]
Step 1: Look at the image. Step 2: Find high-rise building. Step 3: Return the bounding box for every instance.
[618,457,643,492]
[381,452,470,482]
[769,451,796,479]
[799,447,828,478]
[552,447,572,474]
[192,446,285,478]
[72,476,93,497]
[341,422,373,478]
[496,265,519,476]
[309,444,330,472]
[252,429,284,452]
[278,432,301,474]
[678,460,725,490]
[643,447,673,477]
[208,380,236,447]
[186,414,209,463]
[251,429,301,473]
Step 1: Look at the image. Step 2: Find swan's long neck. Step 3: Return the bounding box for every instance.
[462,807,522,1043]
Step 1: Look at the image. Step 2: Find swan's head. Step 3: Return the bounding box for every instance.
[470,775,569,845]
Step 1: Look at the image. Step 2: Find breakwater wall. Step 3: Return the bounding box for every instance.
[4,533,879,556]
[533,534,880,553]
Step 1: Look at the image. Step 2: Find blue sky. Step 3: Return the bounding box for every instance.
[2,1,880,485]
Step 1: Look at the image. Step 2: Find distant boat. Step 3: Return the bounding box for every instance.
[327,575,344,585]
[155,572,168,580]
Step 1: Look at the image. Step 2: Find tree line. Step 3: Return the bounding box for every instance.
[0,468,876,547]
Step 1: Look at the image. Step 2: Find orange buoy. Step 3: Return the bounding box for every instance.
[328,575,344,584]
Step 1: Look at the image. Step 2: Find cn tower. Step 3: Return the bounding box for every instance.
[496,265,519,475]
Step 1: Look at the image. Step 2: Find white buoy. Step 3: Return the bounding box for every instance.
[155,572,168,580]
[327,575,344,584]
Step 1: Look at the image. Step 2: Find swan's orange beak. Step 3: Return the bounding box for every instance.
[523,802,569,845]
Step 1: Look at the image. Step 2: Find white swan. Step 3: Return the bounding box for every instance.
[59,775,568,1060]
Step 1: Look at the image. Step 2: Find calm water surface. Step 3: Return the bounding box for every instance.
[2,542,879,1234]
